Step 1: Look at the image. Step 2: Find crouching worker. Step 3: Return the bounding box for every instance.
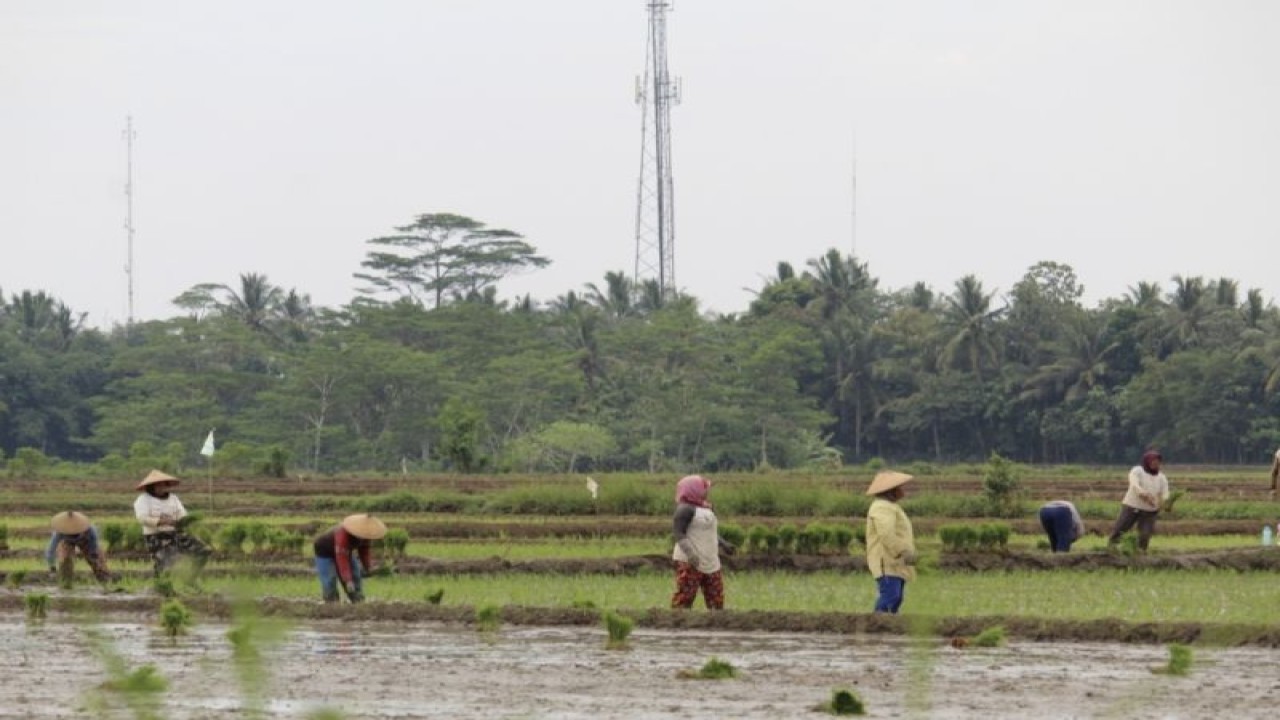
[47,511,114,585]
[1039,500,1085,553]
[314,514,386,603]
[133,470,211,580]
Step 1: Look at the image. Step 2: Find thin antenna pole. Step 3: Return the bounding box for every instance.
[634,1,679,301]
[123,115,137,325]
[851,129,857,260]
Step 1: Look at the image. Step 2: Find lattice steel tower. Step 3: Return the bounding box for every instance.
[633,0,680,299]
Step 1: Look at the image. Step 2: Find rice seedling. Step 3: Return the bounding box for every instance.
[1153,643,1194,676]
[829,688,866,715]
[602,610,634,650]
[677,657,738,680]
[424,588,445,605]
[7,569,27,589]
[159,599,192,639]
[475,604,502,633]
[25,592,49,621]
[972,626,1006,647]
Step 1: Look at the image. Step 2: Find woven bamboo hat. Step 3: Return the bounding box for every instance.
[135,469,180,491]
[341,513,388,540]
[865,471,914,496]
[51,511,91,535]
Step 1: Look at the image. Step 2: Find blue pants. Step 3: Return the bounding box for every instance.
[1039,505,1076,552]
[874,575,905,613]
[315,556,364,603]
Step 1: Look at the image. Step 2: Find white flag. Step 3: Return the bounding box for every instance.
[200,430,215,458]
[586,477,599,500]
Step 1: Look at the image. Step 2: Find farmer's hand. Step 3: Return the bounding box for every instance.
[721,542,738,557]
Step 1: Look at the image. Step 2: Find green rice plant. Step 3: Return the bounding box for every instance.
[829,525,855,554]
[678,657,739,680]
[1156,643,1194,676]
[475,604,502,632]
[571,598,597,609]
[602,610,634,650]
[795,527,821,555]
[153,576,177,598]
[425,588,445,605]
[853,525,866,547]
[718,523,746,550]
[226,594,291,719]
[1162,489,1187,514]
[103,665,168,694]
[599,479,663,515]
[25,592,49,621]
[159,599,192,639]
[218,522,249,554]
[123,524,146,553]
[247,523,271,552]
[776,524,798,554]
[762,527,780,554]
[746,525,770,554]
[378,528,411,558]
[809,524,834,552]
[7,569,28,589]
[977,523,1011,551]
[305,710,346,720]
[101,523,126,552]
[971,625,1006,647]
[0,523,7,549]
[829,688,866,715]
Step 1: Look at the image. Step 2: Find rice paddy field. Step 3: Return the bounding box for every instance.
[4,466,1280,718]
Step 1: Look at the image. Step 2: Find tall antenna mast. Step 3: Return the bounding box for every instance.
[851,134,857,260]
[123,115,137,325]
[633,0,680,300]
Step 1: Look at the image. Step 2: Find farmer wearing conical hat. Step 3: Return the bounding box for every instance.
[133,470,211,579]
[46,511,114,585]
[865,471,917,614]
[313,514,387,603]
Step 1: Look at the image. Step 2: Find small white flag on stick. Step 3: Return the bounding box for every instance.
[586,477,599,500]
[200,430,216,458]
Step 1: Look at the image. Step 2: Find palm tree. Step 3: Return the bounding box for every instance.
[940,275,1003,378]
[585,271,634,319]
[220,272,282,332]
[1022,311,1117,404]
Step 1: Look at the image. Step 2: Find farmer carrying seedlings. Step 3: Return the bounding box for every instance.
[865,471,917,614]
[133,470,212,579]
[313,513,387,603]
[1107,450,1170,552]
[670,474,735,609]
[46,511,114,585]
[1038,500,1085,553]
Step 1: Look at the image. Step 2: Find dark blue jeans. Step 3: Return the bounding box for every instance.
[874,575,905,613]
[315,556,364,602]
[1039,505,1076,552]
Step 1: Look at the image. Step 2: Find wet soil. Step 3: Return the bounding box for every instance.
[5,609,1280,719]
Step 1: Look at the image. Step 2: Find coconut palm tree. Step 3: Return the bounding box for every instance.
[940,275,1004,378]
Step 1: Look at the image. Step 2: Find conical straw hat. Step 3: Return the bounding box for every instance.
[51,511,91,535]
[341,513,388,540]
[865,471,914,496]
[136,469,180,491]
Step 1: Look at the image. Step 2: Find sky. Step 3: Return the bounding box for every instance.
[3,1,1279,328]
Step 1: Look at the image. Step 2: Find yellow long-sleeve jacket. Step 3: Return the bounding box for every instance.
[866,498,916,582]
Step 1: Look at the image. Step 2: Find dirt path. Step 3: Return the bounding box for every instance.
[4,612,1277,719]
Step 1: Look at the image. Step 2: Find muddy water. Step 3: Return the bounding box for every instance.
[4,612,1277,719]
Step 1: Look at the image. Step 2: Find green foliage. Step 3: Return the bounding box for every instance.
[599,479,662,515]
[159,599,192,638]
[261,444,289,478]
[153,577,177,598]
[6,570,26,588]
[1161,643,1194,676]
[681,657,738,680]
[938,523,1010,552]
[475,604,502,632]
[425,588,445,605]
[982,452,1021,516]
[776,524,798,554]
[972,625,1006,647]
[304,710,346,720]
[602,610,634,650]
[378,529,411,558]
[10,446,50,478]
[864,457,885,472]
[101,523,125,552]
[24,592,49,620]
[437,397,488,473]
[830,688,867,715]
[219,522,250,554]
[0,523,8,545]
[718,523,746,549]
[109,665,168,694]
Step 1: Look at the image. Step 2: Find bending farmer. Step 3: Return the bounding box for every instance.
[46,511,114,585]
[313,514,386,603]
[1038,500,1084,553]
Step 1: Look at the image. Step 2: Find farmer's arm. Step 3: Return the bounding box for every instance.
[869,503,909,559]
[134,495,166,531]
[85,526,102,557]
[358,541,373,574]
[44,533,59,569]
[1069,504,1085,540]
[672,505,702,565]
[334,528,354,585]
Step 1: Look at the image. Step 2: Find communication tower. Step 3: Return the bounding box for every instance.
[633,1,680,299]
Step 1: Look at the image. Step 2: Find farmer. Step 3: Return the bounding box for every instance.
[313,513,386,603]
[1107,450,1170,552]
[865,470,917,614]
[46,511,114,585]
[1270,447,1280,498]
[1038,500,1085,553]
[671,474,734,610]
[133,469,212,579]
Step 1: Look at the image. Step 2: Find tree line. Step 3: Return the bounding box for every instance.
[2,213,1278,474]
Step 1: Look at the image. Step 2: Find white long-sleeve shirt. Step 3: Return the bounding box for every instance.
[134,493,187,535]
[1121,466,1169,512]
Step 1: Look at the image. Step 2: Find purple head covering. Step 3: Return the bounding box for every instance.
[1141,450,1163,475]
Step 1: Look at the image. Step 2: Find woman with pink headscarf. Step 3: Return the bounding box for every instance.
[670,474,735,609]
[1107,450,1170,552]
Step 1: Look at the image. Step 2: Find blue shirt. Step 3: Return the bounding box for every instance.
[45,526,102,567]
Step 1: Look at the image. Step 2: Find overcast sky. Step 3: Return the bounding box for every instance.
[3,1,1278,327]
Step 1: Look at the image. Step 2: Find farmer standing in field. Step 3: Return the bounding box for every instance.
[1038,500,1085,552]
[46,511,114,585]
[865,471,917,614]
[133,470,212,579]
[1269,447,1280,498]
[670,474,734,610]
[1106,450,1170,552]
[313,513,387,603]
